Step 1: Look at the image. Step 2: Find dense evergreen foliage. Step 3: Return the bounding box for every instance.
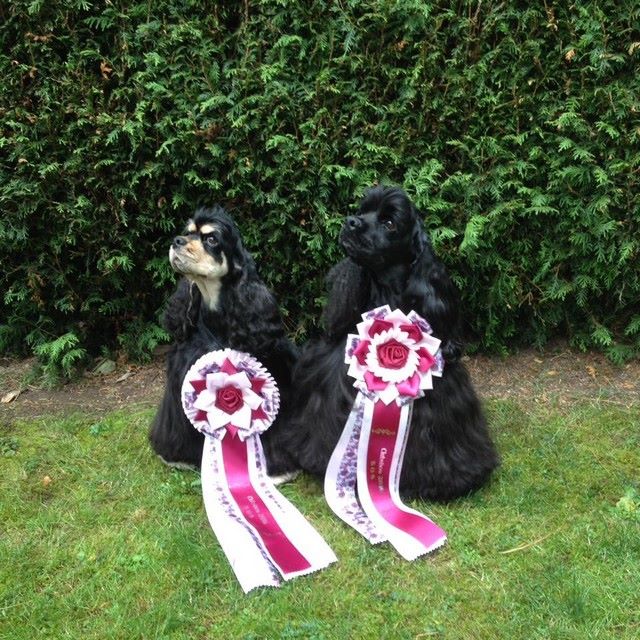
[2,0,639,372]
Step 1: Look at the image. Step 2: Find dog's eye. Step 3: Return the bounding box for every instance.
[205,236,219,247]
[381,219,396,231]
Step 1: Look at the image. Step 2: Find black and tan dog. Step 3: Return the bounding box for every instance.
[150,206,298,480]
[284,186,499,501]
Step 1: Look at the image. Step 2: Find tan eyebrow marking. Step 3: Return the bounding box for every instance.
[187,220,197,233]
[199,224,216,235]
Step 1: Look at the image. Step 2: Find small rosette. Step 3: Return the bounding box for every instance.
[179,347,336,592]
[181,348,280,440]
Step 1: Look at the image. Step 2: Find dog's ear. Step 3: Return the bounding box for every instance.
[226,232,259,283]
[322,258,370,339]
[411,218,429,261]
[406,235,464,361]
[225,279,286,354]
[408,196,428,255]
[162,279,201,342]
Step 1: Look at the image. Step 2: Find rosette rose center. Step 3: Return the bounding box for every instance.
[215,384,245,414]
[376,339,410,370]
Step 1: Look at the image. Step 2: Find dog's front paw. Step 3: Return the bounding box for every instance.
[268,470,301,486]
[157,455,199,472]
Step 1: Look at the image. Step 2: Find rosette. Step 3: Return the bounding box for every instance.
[182,349,336,592]
[324,306,447,560]
[182,351,278,440]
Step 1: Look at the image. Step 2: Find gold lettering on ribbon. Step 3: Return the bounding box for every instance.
[372,428,395,436]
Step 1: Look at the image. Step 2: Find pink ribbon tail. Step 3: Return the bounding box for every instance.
[359,401,446,558]
[324,392,446,561]
[200,433,337,592]
[220,432,312,575]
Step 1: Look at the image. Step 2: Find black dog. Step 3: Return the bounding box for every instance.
[285,186,499,501]
[149,206,298,479]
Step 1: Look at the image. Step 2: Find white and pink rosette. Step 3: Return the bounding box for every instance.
[182,349,336,593]
[324,305,447,560]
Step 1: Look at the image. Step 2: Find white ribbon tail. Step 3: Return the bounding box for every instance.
[200,438,279,592]
[324,393,386,544]
[201,434,336,593]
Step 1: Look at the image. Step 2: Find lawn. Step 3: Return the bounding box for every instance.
[1,398,638,639]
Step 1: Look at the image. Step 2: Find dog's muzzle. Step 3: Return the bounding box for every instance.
[339,217,367,254]
[169,242,189,273]
[340,216,362,243]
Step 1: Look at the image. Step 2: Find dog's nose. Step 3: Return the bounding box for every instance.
[345,216,362,230]
[172,236,188,248]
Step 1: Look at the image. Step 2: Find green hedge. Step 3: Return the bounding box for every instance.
[2,0,639,370]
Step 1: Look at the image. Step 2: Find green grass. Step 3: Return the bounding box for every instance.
[1,399,639,640]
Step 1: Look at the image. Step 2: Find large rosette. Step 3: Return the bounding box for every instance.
[345,306,444,404]
[325,306,447,560]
